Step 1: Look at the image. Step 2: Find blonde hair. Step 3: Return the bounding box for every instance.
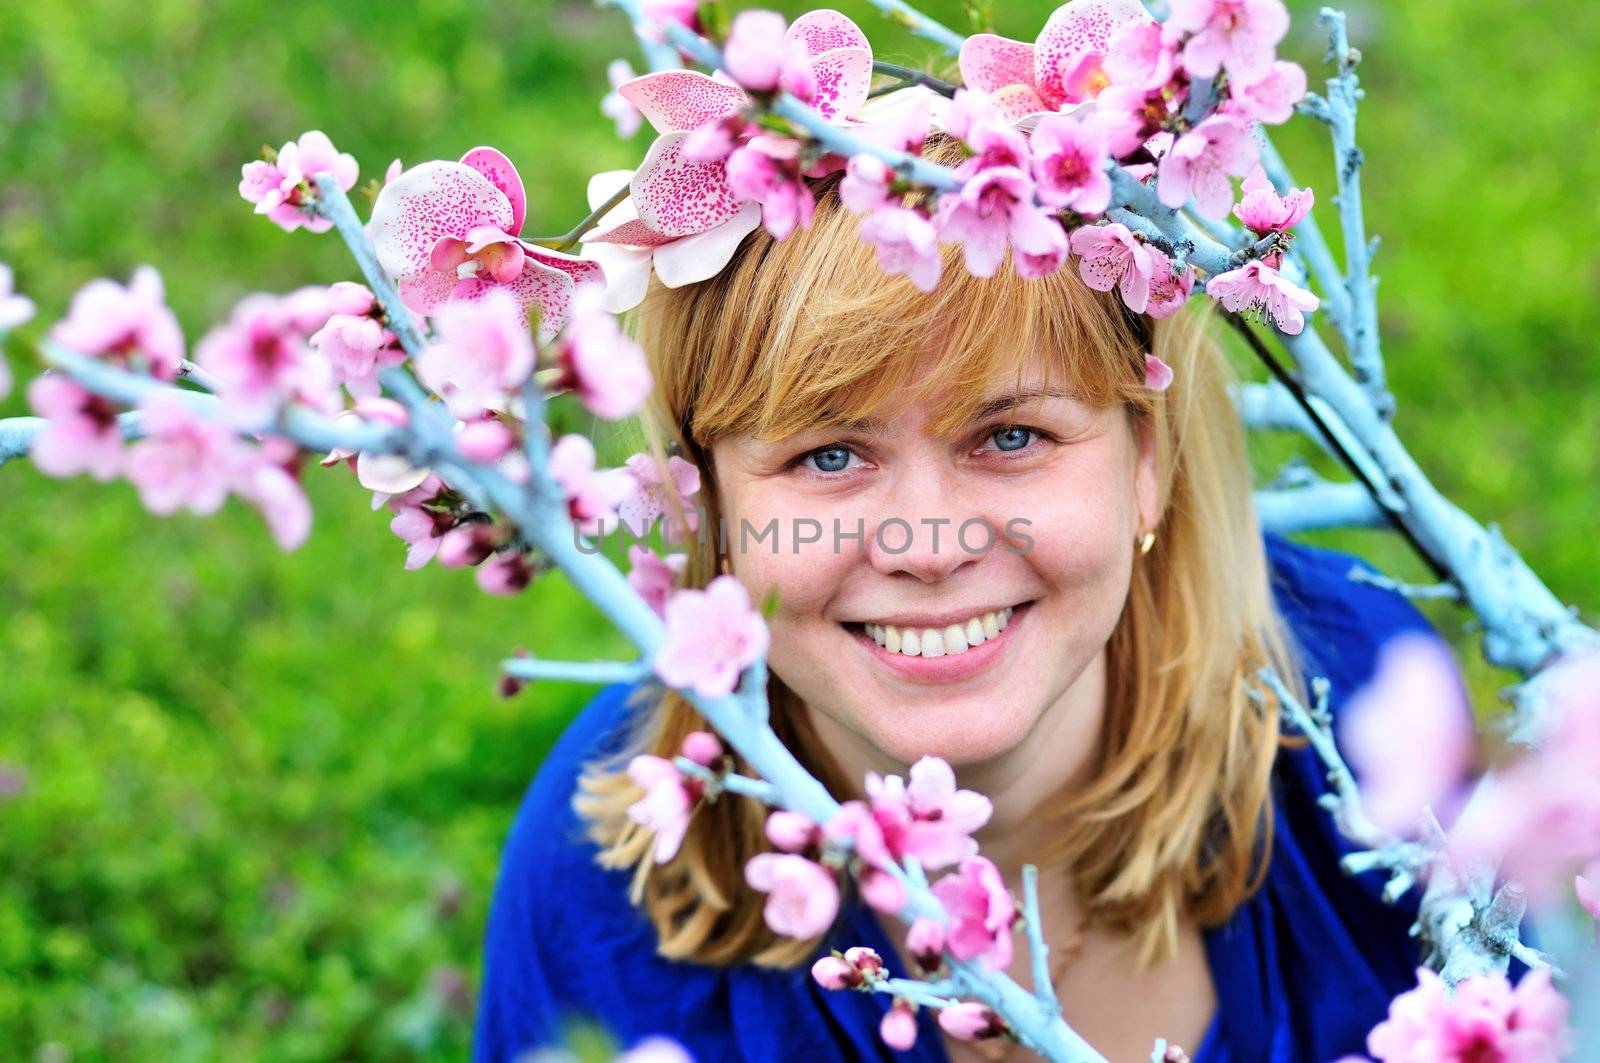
[575,135,1310,973]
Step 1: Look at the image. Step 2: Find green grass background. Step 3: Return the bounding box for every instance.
[0,0,1594,1057]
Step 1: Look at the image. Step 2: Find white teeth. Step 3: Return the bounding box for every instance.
[866,604,1024,659]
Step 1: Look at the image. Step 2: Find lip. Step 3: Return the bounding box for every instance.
[843,601,1032,684]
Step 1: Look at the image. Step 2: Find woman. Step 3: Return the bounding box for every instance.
[472,138,1454,1062]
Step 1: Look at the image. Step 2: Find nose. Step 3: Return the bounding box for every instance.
[862,465,988,584]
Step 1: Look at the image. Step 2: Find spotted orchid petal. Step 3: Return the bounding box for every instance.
[807,46,873,121]
[370,160,514,311]
[453,257,576,343]
[652,200,762,288]
[578,169,673,248]
[523,245,606,292]
[958,33,1037,96]
[1035,0,1153,107]
[631,131,744,239]
[785,9,870,56]
[460,146,527,237]
[619,70,749,135]
[989,83,1051,123]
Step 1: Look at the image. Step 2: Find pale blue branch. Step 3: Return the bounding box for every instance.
[501,657,651,685]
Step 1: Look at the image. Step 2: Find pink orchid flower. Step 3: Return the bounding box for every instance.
[1069,222,1158,313]
[580,11,876,311]
[1233,166,1315,236]
[49,266,184,381]
[1204,259,1320,335]
[547,433,636,537]
[744,852,840,939]
[1350,967,1571,1063]
[627,544,688,620]
[1157,113,1259,219]
[930,856,1016,970]
[124,391,249,517]
[1338,632,1477,837]
[1166,0,1290,85]
[26,375,125,481]
[238,130,360,234]
[617,451,701,542]
[958,0,1157,122]
[369,146,602,339]
[653,574,770,699]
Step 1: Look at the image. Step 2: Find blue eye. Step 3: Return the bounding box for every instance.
[991,426,1035,452]
[808,446,854,473]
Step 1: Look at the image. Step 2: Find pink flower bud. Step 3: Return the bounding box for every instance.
[859,866,907,915]
[810,955,855,990]
[844,946,884,976]
[937,1002,999,1041]
[438,523,501,569]
[765,810,818,853]
[326,281,377,317]
[457,418,517,463]
[680,730,723,768]
[879,1002,918,1051]
[906,918,946,973]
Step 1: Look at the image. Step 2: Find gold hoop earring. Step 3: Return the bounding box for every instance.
[719,554,733,576]
[1135,531,1156,557]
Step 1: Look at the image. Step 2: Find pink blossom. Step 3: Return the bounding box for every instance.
[1233,166,1315,235]
[879,1002,918,1051]
[723,10,814,96]
[859,208,943,294]
[547,434,635,537]
[370,146,601,336]
[865,756,994,871]
[1069,223,1158,313]
[727,144,816,241]
[811,955,857,990]
[602,58,644,138]
[455,417,516,463]
[310,314,400,397]
[417,289,536,419]
[1011,208,1070,280]
[1104,18,1177,91]
[438,523,501,569]
[1337,633,1476,837]
[840,154,896,214]
[390,504,454,570]
[0,263,37,332]
[627,754,696,862]
[653,574,771,698]
[627,544,688,619]
[1029,115,1112,215]
[238,130,359,234]
[618,452,701,542]
[906,918,946,972]
[1359,967,1570,1063]
[1145,354,1175,392]
[49,266,184,381]
[1166,0,1289,84]
[1226,60,1307,125]
[26,375,125,481]
[744,853,840,938]
[930,856,1016,970]
[233,437,313,550]
[939,1002,1002,1040]
[765,810,820,853]
[124,392,248,516]
[552,284,653,420]
[477,551,535,596]
[1204,259,1320,335]
[934,166,1043,279]
[859,866,908,914]
[1157,114,1259,219]
[680,730,722,767]
[1576,862,1600,922]
[957,0,1157,119]
[1145,248,1196,319]
[195,293,338,429]
[279,285,338,334]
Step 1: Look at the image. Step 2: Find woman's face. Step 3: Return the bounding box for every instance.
[709,351,1159,769]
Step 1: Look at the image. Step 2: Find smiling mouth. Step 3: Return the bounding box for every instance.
[840,599,1035,669]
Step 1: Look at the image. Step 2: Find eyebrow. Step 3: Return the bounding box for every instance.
[819,386,1078,433]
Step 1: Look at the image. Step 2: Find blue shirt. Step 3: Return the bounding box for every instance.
[473,532,1520,1062]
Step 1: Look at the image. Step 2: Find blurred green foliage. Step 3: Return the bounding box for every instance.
[0,0,1594,1058]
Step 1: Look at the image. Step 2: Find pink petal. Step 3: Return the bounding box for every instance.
[370,161,513,287]
[989,83,1050,122]
[959,33,1037,95]
[459,146,528,237]
[630,132,744,239]
[806,46,872,121]
[454,258,575,343]
[586,217,677,248]
[1035,0,1153,106]
[784,8,869,57]
[522,245,606,290]
[618,70,748,134]
[652,201,763,287]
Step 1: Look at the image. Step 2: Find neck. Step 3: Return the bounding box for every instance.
[805,647,1109,884]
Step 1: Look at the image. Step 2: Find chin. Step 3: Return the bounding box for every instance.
[853,696,1043,769]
